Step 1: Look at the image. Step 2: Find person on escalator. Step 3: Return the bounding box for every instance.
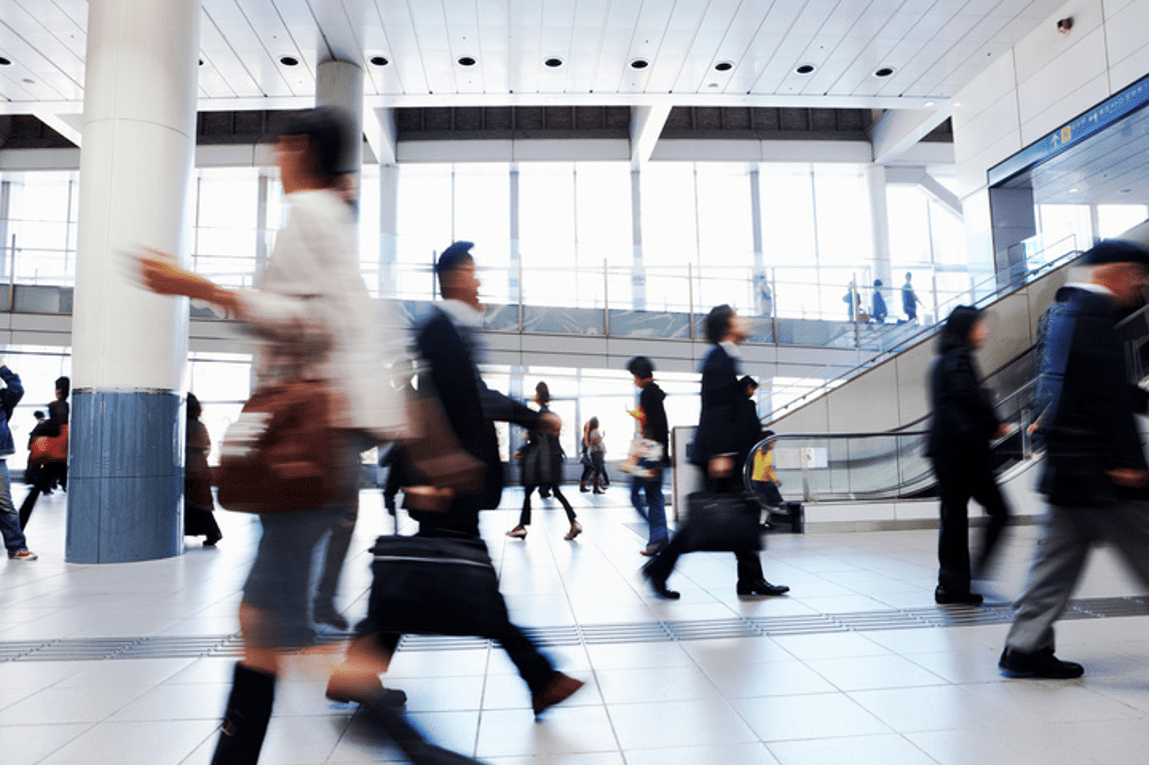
[927,305,1011,605]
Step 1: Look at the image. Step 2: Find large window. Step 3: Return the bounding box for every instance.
[4,172,78,285]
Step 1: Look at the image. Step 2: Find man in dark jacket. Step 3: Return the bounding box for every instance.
[377,241,582,714]
[642,305,788,599]
[0,359,34,560]
[1000,239,1149,679]
[627,356,670,556]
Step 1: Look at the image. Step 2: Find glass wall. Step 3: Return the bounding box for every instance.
[0,159,989,336]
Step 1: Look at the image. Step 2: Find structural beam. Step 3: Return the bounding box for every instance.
[630,105,671,168]
[869,108,949,164]
[364,106,398,167]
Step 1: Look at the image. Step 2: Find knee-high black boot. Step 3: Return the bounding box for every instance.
[361,689,483,764]
[211,663,276,765]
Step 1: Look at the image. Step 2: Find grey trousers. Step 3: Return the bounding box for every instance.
[1005,498,1149,653]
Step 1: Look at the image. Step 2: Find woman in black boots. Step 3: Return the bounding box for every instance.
[507,382,581,541]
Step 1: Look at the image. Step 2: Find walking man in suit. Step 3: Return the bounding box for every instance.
[642,305,789,599]
[999,240,1149,678]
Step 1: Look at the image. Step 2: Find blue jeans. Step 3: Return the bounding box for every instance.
[631,466,667,546]
[0,461,28,555]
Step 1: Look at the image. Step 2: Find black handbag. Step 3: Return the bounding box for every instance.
[679,492,763,553]
[365,535,508,637]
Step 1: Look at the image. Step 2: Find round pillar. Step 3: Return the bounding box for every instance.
[67,0,201,563]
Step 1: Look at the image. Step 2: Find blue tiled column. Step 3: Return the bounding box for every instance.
[68,0,200,563]
[66,391,183,563]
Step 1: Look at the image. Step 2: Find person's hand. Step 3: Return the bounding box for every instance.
[137,248,238,312]
[709,455,734,478]
[539,413,561,435]
[1107,468,1149,487]
[1026,422,1040,435]
[512,450,521,460]
[995,423,1011,440]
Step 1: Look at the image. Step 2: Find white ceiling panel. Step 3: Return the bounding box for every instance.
[0,0,1078,139]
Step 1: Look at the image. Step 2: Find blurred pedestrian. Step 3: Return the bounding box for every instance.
[871,279,888,323]
[508,381,581,541]
[0,358,34,561]
[183,392,222,546]
[642,305,788,599]
[1000,240,1149,679]
[902,272,922,322]
[928,306,1011,605]
[325,242,583,721]
[139,107,406,764]
[627,356,669,557]
[584,417,608,493]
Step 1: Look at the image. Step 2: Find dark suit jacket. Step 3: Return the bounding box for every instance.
[692,344,757,472]
[415,307,542,535]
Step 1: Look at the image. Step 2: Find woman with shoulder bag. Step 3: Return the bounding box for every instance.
[508,382,581,541]
[139,107,409,765]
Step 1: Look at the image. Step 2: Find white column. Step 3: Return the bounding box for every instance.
[68,0,201,563]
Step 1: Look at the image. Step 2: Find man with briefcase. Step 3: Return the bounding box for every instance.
[642,304,789,600]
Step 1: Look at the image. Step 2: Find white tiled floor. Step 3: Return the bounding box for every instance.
[5,487,1149,764]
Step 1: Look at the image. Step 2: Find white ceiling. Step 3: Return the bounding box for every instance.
[0,0,1065,116]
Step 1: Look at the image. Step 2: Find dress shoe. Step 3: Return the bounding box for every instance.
[999,646,1084,679]
[579,483,590,493]
[532,672,585,716]
[641,563,680,599]
[934,586,983,605]
[326,674,408,706]
[737,580,789,596]
[538,488,551,499]
[506,525,528,539]
[204,532,222,546]
[564,521,583,541]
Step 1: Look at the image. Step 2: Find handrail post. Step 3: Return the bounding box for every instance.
[603,258,609,336]
[8,234,15,312]
[518,256,524,332]
[770,266,778,344]
[688,261,695,341]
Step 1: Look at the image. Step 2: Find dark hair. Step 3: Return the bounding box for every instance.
[740,375,758,390]
[627,355,654,380]
[587,416,599,431]
[705,304,735,345]
[535,381,550,405]
[55,376,70,399]
[186,392,202,421]
[938,305,981,351]
[435,241,475,299]
[280,107,349,186]
[33,410,44,420]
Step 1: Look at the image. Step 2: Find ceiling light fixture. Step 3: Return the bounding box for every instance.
[457,56,476,66]
[715,61,733,72]
[0,57,11,66]
[874,67,894,77]
[924,100,935,108]
[795,64,815,75]
[369,56,389,66]
[278,55,299,67]
[544,57,564,68]
[629,58,649,70]
[1118,189,1132,195]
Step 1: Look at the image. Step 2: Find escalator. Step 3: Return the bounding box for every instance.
[745,344,1040,506]
[749,271,1149,512]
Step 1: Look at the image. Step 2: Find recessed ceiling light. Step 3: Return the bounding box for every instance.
[21,78,34,85]
[278,55,299,67]
[1118,188,1133,195]
[924,100,935,108]
[1068,187,1079,193]
[795,63,815,75]
[629,58,649,70]
[457,56,476,66]
[198,59,204,67]
[874,67,894,77]
[0,57,11,66]
[544,57,564,68]
[707,82,719,88]
[369,55,389,67]
[714,61,733,72]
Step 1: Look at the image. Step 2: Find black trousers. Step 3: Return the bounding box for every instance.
[378,523,556,696]
[931,453,1011,593]
[517,484,576,525]
[644,472,764,586]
